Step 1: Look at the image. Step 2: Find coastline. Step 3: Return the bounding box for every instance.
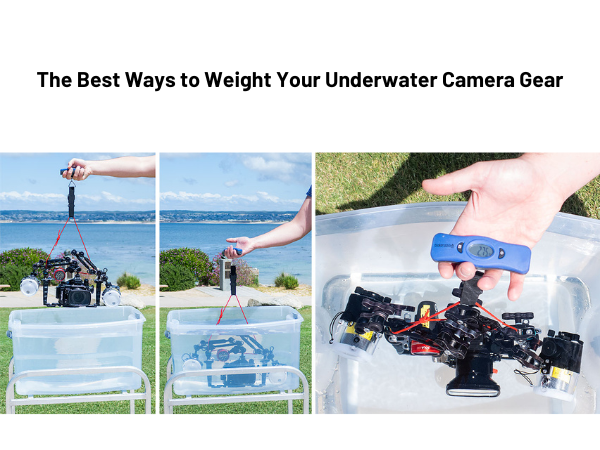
[0,221,155,225]
[160,221,288,224]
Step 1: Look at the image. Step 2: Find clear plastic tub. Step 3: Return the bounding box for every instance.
[166,306,303,395]
[315,202,600,414]
[8,306,145,396]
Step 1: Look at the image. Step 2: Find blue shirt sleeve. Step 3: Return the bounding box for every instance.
[306,185,312,197]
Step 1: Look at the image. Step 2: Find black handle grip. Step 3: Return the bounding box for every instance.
[68,186,75,218]
[502,312,534,321]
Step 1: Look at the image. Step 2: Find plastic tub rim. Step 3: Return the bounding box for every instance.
[167,309,303,332]
[316,202,600,241]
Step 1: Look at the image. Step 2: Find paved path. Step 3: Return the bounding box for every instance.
[195,286,272,298]
[160,286,312,308]
[0,286,155,308]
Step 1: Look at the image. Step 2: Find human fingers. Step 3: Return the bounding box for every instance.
[226,238,238,244]
[476,269,503,290]
[422,163,485,196]
[438,261,455,279]
[80,167,91,180]
[455,262,476,281]
[74,166,84,181]
[507,272,526,301]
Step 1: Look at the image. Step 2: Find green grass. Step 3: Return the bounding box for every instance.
[0,306,156,414]
[160,306,312,414]
[316,153,600,219]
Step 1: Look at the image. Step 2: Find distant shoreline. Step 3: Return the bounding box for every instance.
[0,221,287,225]
[160,221,288,225]
[0,221,155,225]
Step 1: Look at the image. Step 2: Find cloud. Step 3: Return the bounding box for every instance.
[0,191,65,203]
[160,190,304,210]
[237,153,311,184]
[224,180,239,187]
[0,190,154,207]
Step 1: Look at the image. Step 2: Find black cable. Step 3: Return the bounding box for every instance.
[329,311,344,344]
[514,368,539,386]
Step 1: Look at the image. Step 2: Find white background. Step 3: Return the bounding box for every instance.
[1,0,599,448]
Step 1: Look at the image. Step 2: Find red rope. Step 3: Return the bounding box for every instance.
[391,299,518,335]
[391,301,460,334]
[477,303,518,332]
[72,218,90,260]
[46,217,70,264]
[216,295,249,325]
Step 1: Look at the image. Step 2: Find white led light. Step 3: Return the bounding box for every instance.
[102,287,121,307]
[20,276,40,296]
[268,371,287,385]
[182,359,202,371]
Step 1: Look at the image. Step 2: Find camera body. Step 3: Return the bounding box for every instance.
[55,274,94,307]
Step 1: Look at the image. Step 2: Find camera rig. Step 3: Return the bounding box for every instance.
[20,249,120,307]
[330,272,583,401]
[183,334,282,388]
[19,178,121,307]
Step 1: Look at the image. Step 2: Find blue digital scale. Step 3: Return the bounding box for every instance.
[223,247,243,256]
[430,233,531,274]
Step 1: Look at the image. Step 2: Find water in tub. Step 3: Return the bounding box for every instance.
[316,222,597,414]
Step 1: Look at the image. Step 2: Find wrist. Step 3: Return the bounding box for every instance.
[248,237,260,251]
[518,153,597,203]
[84,161,96,177]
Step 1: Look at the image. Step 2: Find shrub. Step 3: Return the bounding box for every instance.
[0,248,48,268]
[208,253,257,287]
[116,272,141,290]
[0,264,32,291]
[160,264,196,291]
[274,272,299,290]
[159,248,212,285]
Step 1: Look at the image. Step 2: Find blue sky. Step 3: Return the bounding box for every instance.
[160,153,311,211]
[0,153,155,211]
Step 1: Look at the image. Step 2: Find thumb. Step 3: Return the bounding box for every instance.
[422,163,484,196]
[226,238,238,243]
[67,158,76,169]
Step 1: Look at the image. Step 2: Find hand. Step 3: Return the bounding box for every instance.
[224,237,255,259]
[423,156,566,301]
[62,158,93,181]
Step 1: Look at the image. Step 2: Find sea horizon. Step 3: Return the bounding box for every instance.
[0,210,294,224]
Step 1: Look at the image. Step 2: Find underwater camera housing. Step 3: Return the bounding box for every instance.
[329,273,583,400]
[183,335,283,389]
[20,249,121,307]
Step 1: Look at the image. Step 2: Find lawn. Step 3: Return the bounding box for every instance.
[0,306,156,414]
[316,153,600,219]
[159,306,312,414]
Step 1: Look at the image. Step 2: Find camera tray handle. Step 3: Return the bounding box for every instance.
[452,272,484,306]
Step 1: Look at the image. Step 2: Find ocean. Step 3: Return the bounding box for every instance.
[160,223,312,285]
[0,223,156,285]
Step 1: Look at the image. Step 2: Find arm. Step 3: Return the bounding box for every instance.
[224,196,312,259]
[423,153,600,301]
[62,156,156,180]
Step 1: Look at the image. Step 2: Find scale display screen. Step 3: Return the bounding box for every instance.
[468,243,494,258]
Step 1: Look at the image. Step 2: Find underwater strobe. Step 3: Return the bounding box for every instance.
[329,275,584,400]
[20,249,121,307]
